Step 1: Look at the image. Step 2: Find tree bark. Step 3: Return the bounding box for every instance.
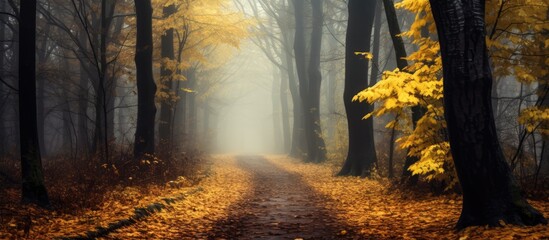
[36,24,50,156]
[133,0,157,160]
[430,0,546,229]
[307,0,327,162]
[279,65,291,152]
[159,4,176,149]
[293,0,326,163]
[272,67,283,152]
[19,0,50,207]
[0,0,6,156]
[76,30,90,156]
[537,9,549,180]
[338,0,378,176]
[292,0,310,161]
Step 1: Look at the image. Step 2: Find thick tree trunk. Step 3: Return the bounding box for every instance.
[159,4,176,149]
[293,0,326,163]
[338,0,378,176]
[307,0,327,162]
[430,0,546,229]
[292,0,310,161]
[133,0,157,160]
[78,32,90,156]
[18,0,49,207]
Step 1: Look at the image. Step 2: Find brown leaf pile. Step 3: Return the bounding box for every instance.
[267,155,549,239]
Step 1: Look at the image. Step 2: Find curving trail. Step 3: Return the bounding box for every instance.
[206,155,359,239]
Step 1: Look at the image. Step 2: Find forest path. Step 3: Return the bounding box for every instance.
[206,155,357,239]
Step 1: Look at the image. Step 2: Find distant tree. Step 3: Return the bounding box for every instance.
[134,0,157,160]
[158,4,176,151]
[307,0,327,162]
[429,0,546,229]
[380,0,426,183]
[292,0,327,163]
[19,0,49,207]
[338,0,377,176]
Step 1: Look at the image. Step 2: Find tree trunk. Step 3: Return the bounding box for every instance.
[292,0,310,161]
[18,0,50,207]
[307,0,327,162]
[36,24,50,156]
[173,70,187,146]
[293,0,326,163]
[430,0,546,229]
[0,0,6,156]
[369,1,382,87]
[188,70,197,146]
[77,32,90,157]
[279,65,291,152]
[338,0,378,176]
[133,0,157,160]
[159,4,176,149]
[382,0,425,183]
[272,67,283,152]
[284,33,304,158]
[537,10,549,180]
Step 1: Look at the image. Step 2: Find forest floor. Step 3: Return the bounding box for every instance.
[1,155,549,239]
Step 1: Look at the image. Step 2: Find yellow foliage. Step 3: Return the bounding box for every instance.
[356,0,549,189]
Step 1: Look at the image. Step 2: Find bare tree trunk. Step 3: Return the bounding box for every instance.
[272,67,283,152]
[0,0,6,156]
[279,65,291,152]
[19,0,50,207]
[338,0,378,176]
[133,0,157,160]
[77,32,90,157]
[430,0,546,229]
[36,24,50,156]
[307,0,327,162]
[188,71,197,147]
[293,0,326,163]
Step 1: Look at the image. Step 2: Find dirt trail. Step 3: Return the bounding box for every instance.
[207,155,359,240]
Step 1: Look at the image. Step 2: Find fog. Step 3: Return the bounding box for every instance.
[213,41,278,154]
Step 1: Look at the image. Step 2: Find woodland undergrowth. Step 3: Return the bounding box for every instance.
[0,148,208,239]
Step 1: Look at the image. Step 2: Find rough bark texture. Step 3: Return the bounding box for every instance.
[338,0,378,176]
[159,4,176,148]
[19,0,50,207]
[134,0,157,160]
[430,0,546,229]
